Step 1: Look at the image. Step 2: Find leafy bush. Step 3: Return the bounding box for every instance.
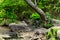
[0,9,5,18]
[42,23,53,29]
[38,0,60,19]
[46,28,60,40]
[30,13,41,27]
[0,0,27,24]
[30,13,41,20]
[42,12,53,29]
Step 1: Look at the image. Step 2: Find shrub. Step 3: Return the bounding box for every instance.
[42,12,54,29]
[46,28,60,40]
[30,13,41,20]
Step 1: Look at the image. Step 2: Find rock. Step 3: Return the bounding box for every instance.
[9,23,27,38]
[0,34,11,40]
[9,25,26,37]
[1,34,11,38]
[57,30,60,39]
[9,23,27,31]
[35,31,40,36]
[41,37,47,40]
[0,36,4,40]
[9,22,32,38]
[9,32,18,38]
[52,19,60,26]
[9,21,28,27]
[10,25,26,32]
[38,38,41,40]
[22,21,28,26]
[34,28,47,34]
[0,38,4,40]
[9,21,31,32]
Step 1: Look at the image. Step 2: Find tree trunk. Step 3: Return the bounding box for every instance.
[25,0,46,23]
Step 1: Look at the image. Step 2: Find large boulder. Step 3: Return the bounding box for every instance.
[9,21,29,32]
[9,21,31,37]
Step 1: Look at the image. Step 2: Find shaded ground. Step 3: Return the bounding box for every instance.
[0,19,60,40]
[0,27,47,40]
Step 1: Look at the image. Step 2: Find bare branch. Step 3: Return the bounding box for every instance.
[25,0,46,23]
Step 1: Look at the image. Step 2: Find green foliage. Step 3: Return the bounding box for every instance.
[0,0,35,25]
[42,23,53,29]
[50,37,56,40]
[0,0,59,25]
[42,12,53,29]
[46,28,60,40]
[38,0,60,19]
[0,0,29,24]
[21,10,32,19]
[30,13,41,27]
[0,9,5,18]
[0,0,27,8]
[30,13,40,20]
